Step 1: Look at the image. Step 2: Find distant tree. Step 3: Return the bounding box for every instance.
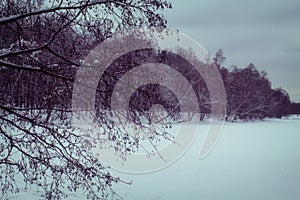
[225,63,273,121]
[173,47,211,120]
[289,102,300,114]
[211,49,298,121]
[213,48,226,69]
[268,88,291,118]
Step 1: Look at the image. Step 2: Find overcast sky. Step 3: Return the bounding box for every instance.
[164,0,300,102]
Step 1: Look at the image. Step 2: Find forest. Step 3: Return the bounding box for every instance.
[1,48,299,123]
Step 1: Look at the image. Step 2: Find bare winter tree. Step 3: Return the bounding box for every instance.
[0,0,172,199]
[212,50,295,122]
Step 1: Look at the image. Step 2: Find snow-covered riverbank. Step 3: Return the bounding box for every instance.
[6,117,300,200]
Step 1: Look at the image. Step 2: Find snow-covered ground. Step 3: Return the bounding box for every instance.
[6,116,300,200]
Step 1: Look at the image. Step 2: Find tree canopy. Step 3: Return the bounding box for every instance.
[213,49,298,121]
[0,0,172,199]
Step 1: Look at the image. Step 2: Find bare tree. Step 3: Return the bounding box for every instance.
[0,0,172,199]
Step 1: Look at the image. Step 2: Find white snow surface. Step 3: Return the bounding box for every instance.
[6,116,300,200]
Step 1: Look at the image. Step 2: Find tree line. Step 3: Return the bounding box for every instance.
[1,48,299,123]
[213,49,300,121]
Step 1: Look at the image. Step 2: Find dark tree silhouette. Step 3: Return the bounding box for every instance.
[212,50,296,121]
[0,0,172,199]
[289,102,300,115]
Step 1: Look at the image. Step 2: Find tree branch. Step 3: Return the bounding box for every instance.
[0,0,112,25]
[0,60,75,82]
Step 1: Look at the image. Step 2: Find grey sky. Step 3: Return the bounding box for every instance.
[164,0,300,102]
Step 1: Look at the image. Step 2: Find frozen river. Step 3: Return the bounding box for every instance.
[8,117,300,200]
[111,117,300,200]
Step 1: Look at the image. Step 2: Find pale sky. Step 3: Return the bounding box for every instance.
[164,0,300,102]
